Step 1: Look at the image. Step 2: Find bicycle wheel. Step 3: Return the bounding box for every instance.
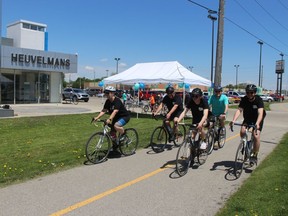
[85,132,111,164]
[143,105,149,113]
[119,128,139,156]
[150,126,167,153]
[176,140,192,176]
[173,124,186,147]
[217,127,226,148]
[234,142,246,178]
[197,147,208,165]
[206,128,214,155]
[72,96,78,105]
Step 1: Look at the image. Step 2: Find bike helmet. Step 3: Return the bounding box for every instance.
[104,86,116,94]
[166,86,174,94]
[214,85,223,92]
[245,84,257,93]
[191,88,203,96]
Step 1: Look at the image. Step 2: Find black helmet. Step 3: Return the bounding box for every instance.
[166,86,174,94]
[214,86,223,91]
[191,88,203,96]
[245,84,257,93]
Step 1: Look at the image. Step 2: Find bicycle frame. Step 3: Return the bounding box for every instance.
[231,122,256,178]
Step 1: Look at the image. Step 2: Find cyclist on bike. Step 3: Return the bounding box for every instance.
[208,86,229,148]
[229,84,266,165]
[153,86,183,142]
[93,86,131,147]
[177,88,209,150]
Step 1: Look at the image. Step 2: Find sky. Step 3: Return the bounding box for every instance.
[1,0,288,91]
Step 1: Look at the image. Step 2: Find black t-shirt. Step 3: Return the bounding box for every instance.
[239,95,266,123]
[162,94,183,113]
[103,97,130,120]
[186,97,209,123]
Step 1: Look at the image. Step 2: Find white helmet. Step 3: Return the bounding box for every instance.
[104,86,116,93]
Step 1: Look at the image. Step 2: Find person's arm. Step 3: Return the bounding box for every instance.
[107,109,119,124]
[166,104,178,119]
[229,107,243,127]
[93,109,107,121]
[153,102,163,115]
[177,107,188,123]
[256,108,264,129]
[198,108,208,128]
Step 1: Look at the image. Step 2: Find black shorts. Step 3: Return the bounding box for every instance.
[169,110,183,121]
[242,120,264,131]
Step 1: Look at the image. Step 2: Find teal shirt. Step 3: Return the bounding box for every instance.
[208,94,229,116]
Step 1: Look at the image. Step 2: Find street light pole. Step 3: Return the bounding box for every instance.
[234,65,239,89]
[208,14,217,84]
[257,41,264,87]
[114,58,120,74]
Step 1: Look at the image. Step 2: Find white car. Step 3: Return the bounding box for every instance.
[259,94,273,102]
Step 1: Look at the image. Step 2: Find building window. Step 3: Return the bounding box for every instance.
[23,23,30,29]
[22,23,45,32]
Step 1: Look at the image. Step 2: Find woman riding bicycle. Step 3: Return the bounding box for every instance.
[93,86,131,152]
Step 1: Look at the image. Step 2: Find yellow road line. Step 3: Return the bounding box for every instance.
[50,133,240,216]
[50,165,172,216]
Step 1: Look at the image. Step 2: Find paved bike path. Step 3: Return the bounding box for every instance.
[0,102,287,216]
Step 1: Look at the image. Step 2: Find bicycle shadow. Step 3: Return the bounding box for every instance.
[210,160,253,181]
[161,159,202,179]
[145,143,176,154]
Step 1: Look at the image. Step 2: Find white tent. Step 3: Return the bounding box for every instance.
[103,61,211,86]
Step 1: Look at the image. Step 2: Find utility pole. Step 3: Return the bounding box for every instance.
[214,0,225,87]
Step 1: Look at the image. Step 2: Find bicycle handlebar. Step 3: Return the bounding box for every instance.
[230,122,257,133]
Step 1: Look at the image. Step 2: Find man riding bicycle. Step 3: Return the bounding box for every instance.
[177,88,209,150]
[229,84,266,165]
[208,86,229,148]
[93,86,131,151]
[153,86,183,142]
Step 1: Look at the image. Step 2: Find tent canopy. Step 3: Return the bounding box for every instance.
[103,61,211,86]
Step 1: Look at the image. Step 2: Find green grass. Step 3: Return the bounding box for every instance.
[0,112,158,187]
[229,101,272,111]
[216,133,288,216]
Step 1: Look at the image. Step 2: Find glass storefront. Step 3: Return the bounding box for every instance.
[0,71,50,104]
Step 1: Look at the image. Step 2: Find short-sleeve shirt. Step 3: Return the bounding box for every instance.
[208,94,229,116]
[186,98,209,124]
[103,97,130,120]
[162,94,183,113]
[239,95,266,123]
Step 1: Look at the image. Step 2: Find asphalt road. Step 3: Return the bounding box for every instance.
[0,99,287,216]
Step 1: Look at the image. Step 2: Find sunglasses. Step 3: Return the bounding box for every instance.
[192,95,200,98]
[246,91,255,95]
[215,90,221,93]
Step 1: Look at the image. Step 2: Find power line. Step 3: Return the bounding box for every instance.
[254,0,288,33]
[278,0,288,11]
[224,17,287,56]
[234,0,288,48]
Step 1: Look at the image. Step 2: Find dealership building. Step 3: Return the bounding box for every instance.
[0,19,77,104]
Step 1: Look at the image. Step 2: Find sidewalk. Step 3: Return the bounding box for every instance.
[7,97,105,118]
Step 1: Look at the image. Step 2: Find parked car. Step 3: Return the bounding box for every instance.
[222,92,240,104]
[227,91,245,98]
[86,88,101,97]
[270,93,284,101]
[62,88,89,102]
[259,94,273,102]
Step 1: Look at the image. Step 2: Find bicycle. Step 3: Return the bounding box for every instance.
[175,124,208,176]
[85,119,139,164]
[63,94,78,105]
[230,122,257,179]
[206,116,226,154]
[150,114,186,153]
